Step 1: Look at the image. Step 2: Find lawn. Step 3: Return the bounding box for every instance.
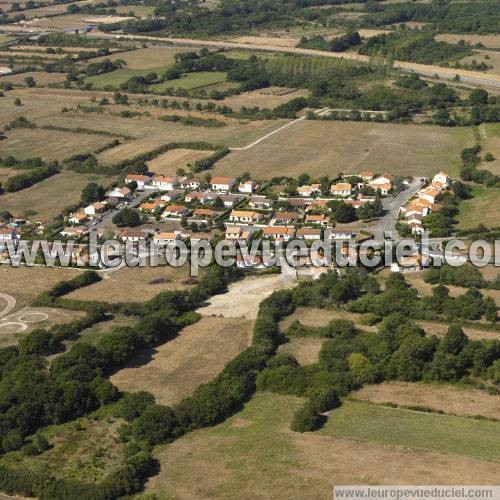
[479,123,500,175]
[213,121,473,179]
[321,400,500,462]
[0,170,114,220]
[85,66,173,89]
[145,393,500,499]
[151,71,228,91]
[457,183,500,229]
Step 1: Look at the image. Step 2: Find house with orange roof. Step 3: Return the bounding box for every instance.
[305,213,329,227]
[229,210,263,224]
[211,176,236,192]
[68,212,88,225]
[296,227,322,240]
[330,182,352,197]
[263,226,295,241]
[163,204,189,217]
[125,174,152,189]
[152,176,178,191]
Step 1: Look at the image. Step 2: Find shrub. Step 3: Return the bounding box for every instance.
[290,403,323,432]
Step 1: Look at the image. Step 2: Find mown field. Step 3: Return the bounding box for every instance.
[4,71,67,86]
[110,316,253,405]
[0,170,113,220]
[479,123,500,175]
[457,183,500,229]
[214,121,473,179]
[145,393,500,499]
[146,148,213,175]
[151,71,228,91]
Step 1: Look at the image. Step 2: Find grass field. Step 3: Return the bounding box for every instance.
[0,266,80,306]
[152,71,228,91]
[458,51,500,76]
[85,66,173,89]
[457,184,500,229]
[0,166,28,185]
[110,316,253,405]
[352,382,500,420]
[146,148,213,175]
[321,400,500,462]
[5,71,67,86]
[436,34,500,49]
[0,35,14,43]
[146,393,500,499]
[0,412,128,483]
[278,337,324,365]
[479,123,500,175]
[222,87,310,109]
[0,127,115,161]
[66,265,200,303]
[213,121,473,179]
[0,170,113,220]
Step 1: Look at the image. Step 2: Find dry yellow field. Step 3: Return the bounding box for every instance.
[214,121,473,179]
[4,71,67,86]
[110,316,253,405]
[278,337,324,365]
[436,34,500,49]
[222,87,309,109]
[146,148,213,175]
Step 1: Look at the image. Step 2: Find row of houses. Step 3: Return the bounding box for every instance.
[400,171,451,234]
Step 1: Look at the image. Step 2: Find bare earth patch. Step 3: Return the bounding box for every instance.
[110,316,253,405]
[197,274,294,319]
[352,382,500,420]
[416,320,500,342]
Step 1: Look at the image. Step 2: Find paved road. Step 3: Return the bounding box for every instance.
[365,178,425,243]
[0,292,16,319]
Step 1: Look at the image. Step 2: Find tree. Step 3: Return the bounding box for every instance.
[81,182,105,204]
[112,208,141,227]
[484,297,497,323]
[332,203,357,223]
[24,76,36,88]
[290,403,322,432]
[33,434,50,452]
[132,405,179,445]
[440,324,468,355]
[348,352,377,384]
[14,98,22,106]
[119,391,155,421]
[469,88,488,105]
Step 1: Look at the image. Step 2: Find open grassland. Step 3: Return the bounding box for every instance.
[479,123,500,175]
[459,51,500,76]
[278,337,324,365]
[457,184,500,229]
[214,121,472,179]
[90,45,194,70]
[110,316,253,406]
[151,71,228,91]
[415,320,500,342]
[85,66,173,89]
[34,111,290,149]
[0,170,113,220]
[0,127,114,161]
[0,35,14,43]
[222,87,309,109]
[146,148,213,175]
[0,266,80,306]
[5,71,67,86]
[72,314,137,346]
[0,413,128,482]
[352,382,500,420]
[321,400,500,462]
[436,34,500,49]
[0,166,27,185]
[146,393,500,499]
[66,265,200,303]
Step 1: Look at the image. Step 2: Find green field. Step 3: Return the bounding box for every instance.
[152,71,228,91]
[457,183,500,229]
[321,400,500,462]
[0,35,15,44]
[85,66,172,89]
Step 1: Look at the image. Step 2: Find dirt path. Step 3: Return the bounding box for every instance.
[0,293,16,319]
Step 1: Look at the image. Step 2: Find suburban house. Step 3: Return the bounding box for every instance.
[370,174,394,195]
[218,194,243,208]
[160,190,183,202]
[152,176,178,191]
[305,214,329,227]
[190,233,213,244]
[139,200,165,212]
[178,177,201,190]
[229,210,263,224]
[391,252,424,273]
[296,227,322,240]
[236,253,264,269]
[419,187,442,205]
[211,176,236,192]
[0,228,17,240]
[68,212,88,225]
[297,184,321,197]
[163,204,189,217]
[263,226,295,241]
[238,180,257,194]
[432,171,450,187]
[225,226,251,242]
[306,199,328,212]
[345,200,367,210]
[249,196,274,210]
[274,211,299,225]
[60,226,89,238]
[359,171,374,181]
[106,186,131,199]
[287,198,309,211]
[125,174,152,189]
[84,202,106,217]
[193,208,219,219]
[153,231,181,245]
[119,229,148,242]
[330,182,352,197]
[184,191,213,204]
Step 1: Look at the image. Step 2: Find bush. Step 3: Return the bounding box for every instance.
[118,392,155,421]
[21,443,39,456]
[290,403,323,432]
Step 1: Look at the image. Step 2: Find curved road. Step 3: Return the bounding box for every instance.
[0,292,16,320]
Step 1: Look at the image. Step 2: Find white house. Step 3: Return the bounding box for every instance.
[296,227,322,240]
[328,228,355,240]
[106,187,131,199]
[68,212,88,225]
[229,210,263,224]
[84,202,106,217]
[163,204,189,217]
[225,226,251,242]
[249,196,273,209]
[119,229,148,242]
[125,174,152,189]
[305,214,329,227]
[0,228,16,240]
[153,231,181,245]
[152,176,178,192]
[178,177,201,190]
[211,176,236,192]
[419,187,442,205]
[238,180,257,194]
[330,182,352,197]
[218,194,243,208]
[263,226,295,241]
[432,171,450,187]
[297,184,321,197]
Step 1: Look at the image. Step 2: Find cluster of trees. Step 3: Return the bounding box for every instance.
[364,2,500,35]
[358,30,470,64]
[2,160,59,193]
[460,145,500,188]
[112,207,142,227]
[158,114,226,128]
[85,58,126,76]
[298,32,361,52]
